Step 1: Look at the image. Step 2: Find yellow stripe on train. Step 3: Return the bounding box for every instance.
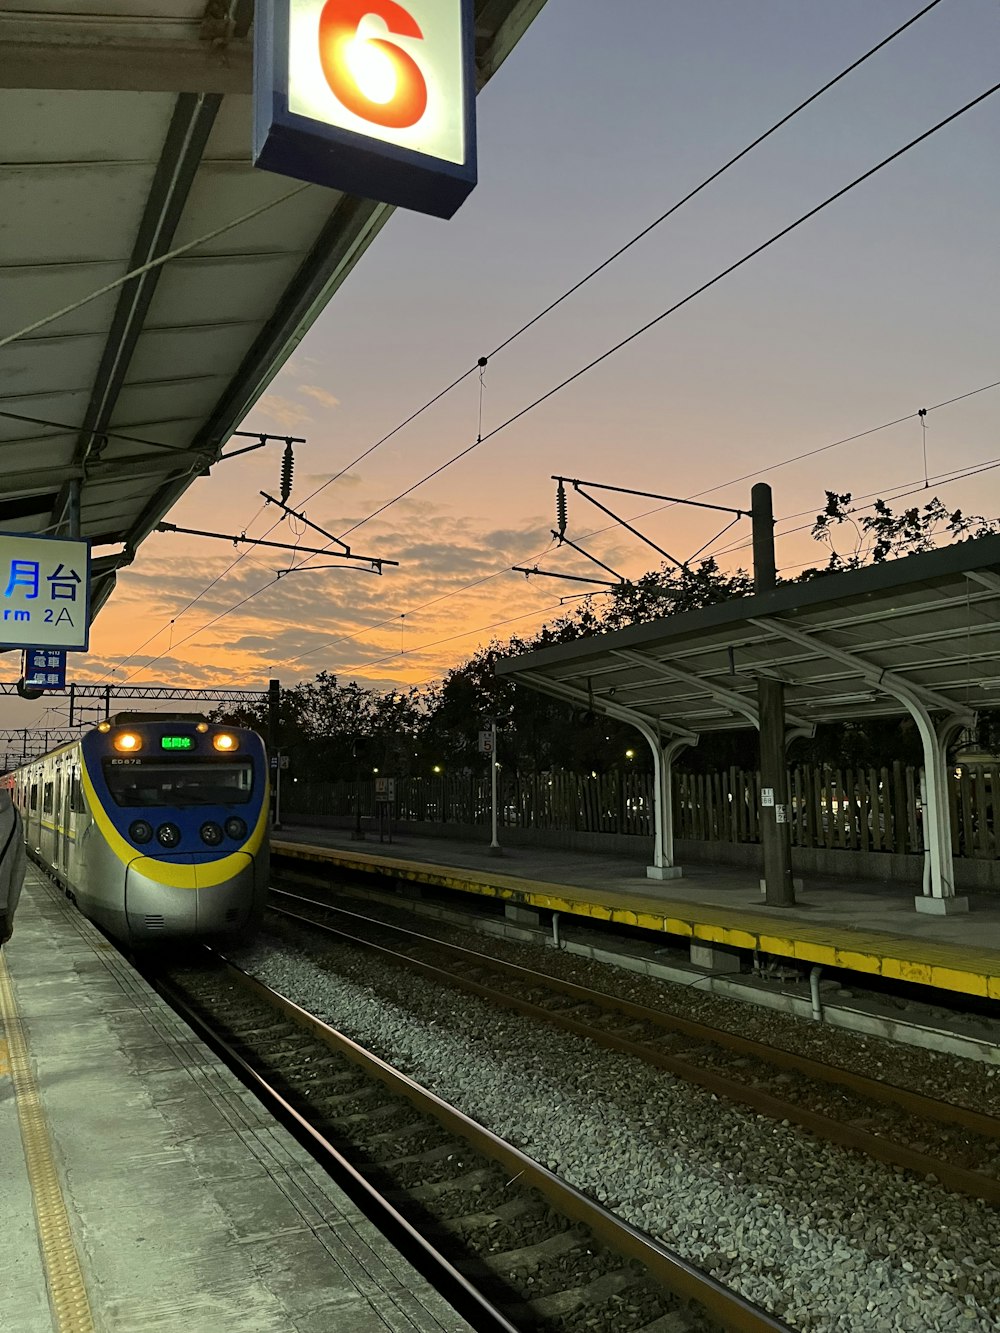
[79,764,269,890]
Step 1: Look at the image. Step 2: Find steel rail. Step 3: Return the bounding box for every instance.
[268,892,1000,1205]
[159,952,791,1333]
[271,888,1000,1138]
[148,964,520,1333]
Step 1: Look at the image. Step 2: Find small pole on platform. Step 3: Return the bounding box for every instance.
[752,483,795,907]
[489,717,501,854]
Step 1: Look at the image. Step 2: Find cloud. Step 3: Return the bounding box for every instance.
[253,394,313,431]
[301,470,362,490]
[79,502,591,705]
[300,386,340,409]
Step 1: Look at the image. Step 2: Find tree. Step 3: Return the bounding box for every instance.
[806,492,1000,572]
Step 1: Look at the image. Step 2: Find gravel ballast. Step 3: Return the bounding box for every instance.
[234,929,1000,1333]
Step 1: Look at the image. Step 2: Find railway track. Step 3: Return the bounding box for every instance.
[149,949,790,1333]
[265,886,1000,1206]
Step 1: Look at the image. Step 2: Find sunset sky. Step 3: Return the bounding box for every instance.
[14,0,1000,741]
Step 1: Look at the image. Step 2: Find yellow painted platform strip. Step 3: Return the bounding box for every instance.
[0,950,95,1333]
[274,839,1000,1002]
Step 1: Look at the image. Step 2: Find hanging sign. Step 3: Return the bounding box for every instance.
[0,534,90,650]
[23,648,67,690]
[254,0,477,219]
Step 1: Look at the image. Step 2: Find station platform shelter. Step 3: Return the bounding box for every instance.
[496,533,1000,923]
[272,823,1000,1004]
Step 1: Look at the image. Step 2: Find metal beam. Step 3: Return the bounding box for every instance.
[509,670,697,743]
[613,649,759,728]
[0,22,252,94]
[123,191,395,554]
[474,0,549,84]
[748,617,970,718]
[121,0,553,557]
[57,92,221,541]
[613,647,815,731]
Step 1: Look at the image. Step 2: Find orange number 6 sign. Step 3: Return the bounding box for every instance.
[319,1,429,130]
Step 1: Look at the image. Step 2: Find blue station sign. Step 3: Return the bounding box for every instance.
[254,0,477,219]
[0,533,90,651]
[23,648,67,690]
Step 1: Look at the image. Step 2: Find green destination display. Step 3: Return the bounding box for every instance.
[161,736,194,751]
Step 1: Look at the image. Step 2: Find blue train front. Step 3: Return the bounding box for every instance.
[25,715,271,944]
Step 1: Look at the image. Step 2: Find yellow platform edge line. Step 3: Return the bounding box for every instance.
[274,841,1000,1001]
[0,950,96,1333]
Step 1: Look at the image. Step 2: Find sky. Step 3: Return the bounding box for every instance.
[14,0,1000,742]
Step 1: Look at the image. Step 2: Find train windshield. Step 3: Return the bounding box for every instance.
[102,761,254,808]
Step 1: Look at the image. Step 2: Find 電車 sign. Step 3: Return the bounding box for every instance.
[254,0,477,218]
[0,534,90,650]
[23,647,67,689]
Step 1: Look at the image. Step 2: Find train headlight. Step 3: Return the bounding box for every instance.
[114,731,142,752]
[200,821,224,847]
[156,822,181,848]
[224,816,247,841]
[213,733,237,752]
[129,820,153,845]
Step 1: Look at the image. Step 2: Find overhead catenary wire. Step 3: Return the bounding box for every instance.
[276,455,1000,685]
[103,4,954,672]
[325,78,1000,547]
[60,439,1000,696]
[704,453,1000,563]
[285,0,946,516]
[113,366,1000,681]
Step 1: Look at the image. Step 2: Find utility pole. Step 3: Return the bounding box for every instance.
[751,483,795,907]
[267,679,279,828]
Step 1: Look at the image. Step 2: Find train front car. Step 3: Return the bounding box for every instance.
[79,717,269,944]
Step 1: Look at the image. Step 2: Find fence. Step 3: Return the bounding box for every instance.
[284,763,1000,861]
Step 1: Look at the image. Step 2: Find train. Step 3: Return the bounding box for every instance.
[11,713,270,945]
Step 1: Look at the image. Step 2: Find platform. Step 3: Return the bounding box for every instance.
[0,868,471,1333]
[273,824,1000,1002]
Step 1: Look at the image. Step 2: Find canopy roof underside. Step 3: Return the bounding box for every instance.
[496,536,1000,739]
[0,0,546,620]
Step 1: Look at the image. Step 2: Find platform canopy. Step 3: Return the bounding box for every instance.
[0,0,546,621]
[498,535,1000,909]
[496,535,1000,740]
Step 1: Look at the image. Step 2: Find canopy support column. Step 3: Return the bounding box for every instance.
[645,733,694,880]
[909,711,968,913]
[749,617,972,914]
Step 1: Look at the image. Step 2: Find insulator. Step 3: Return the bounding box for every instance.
[279,441,294,503]
[556,480,568,538]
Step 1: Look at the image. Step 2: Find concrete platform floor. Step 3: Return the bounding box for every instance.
[274,823,1000,997]
[0,869,471,1333]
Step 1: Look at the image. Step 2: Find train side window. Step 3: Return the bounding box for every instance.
[30,783,38,811]
[70,775,85,814]
[43,782,53,814]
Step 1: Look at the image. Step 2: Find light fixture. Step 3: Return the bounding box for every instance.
[196,721,209,733]
[953,730,997,768]
[114,731,141,752]
[213,733,237,752]
[97,721,111,733]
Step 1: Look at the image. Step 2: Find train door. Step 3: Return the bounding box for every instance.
[59,770,72,878]
[53,770,64,875]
